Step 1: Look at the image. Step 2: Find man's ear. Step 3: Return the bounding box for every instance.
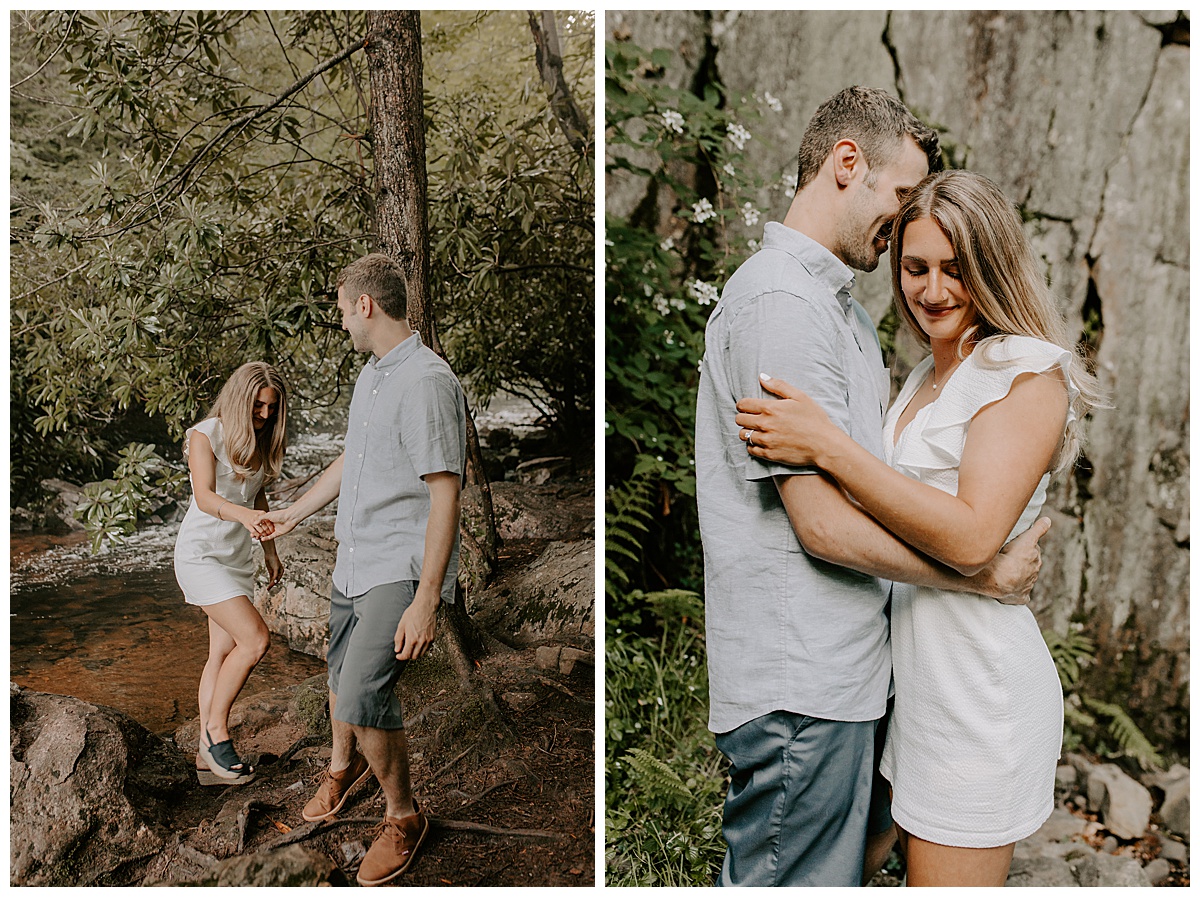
[357,292,373,317]
[831,139,863,189]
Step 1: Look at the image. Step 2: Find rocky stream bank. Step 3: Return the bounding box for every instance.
[11,420,597,887]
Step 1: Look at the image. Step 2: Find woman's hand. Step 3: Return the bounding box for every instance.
[236,507,275,540]
[264,548,285,589]
[734,374,842,467]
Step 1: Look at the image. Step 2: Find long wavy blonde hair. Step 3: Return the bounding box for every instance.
[889,169,1105,471]
[207,362,288,483]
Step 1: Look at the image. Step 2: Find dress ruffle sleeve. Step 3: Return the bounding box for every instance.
[894,335,1079,479]
[183,417,229,468]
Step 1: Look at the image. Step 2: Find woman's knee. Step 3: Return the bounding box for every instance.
[246,625,271,662]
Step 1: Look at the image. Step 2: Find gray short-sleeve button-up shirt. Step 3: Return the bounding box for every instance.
[333,331,466,601]
[696,222,893,734]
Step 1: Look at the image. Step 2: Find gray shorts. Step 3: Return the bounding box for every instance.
[327,581,416,729]
[715,709,893,886]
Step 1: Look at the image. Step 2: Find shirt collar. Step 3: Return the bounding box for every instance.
[372,330,424,369]
[762,221,857,312]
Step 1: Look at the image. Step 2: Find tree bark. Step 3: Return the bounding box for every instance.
[528,11,591,160]
[364,9,497,642]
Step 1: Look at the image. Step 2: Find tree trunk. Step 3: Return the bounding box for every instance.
[528,11,591,160]
[364,9,497,649]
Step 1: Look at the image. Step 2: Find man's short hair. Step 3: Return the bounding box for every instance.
[337,253,408,321]
[795,86,942,191]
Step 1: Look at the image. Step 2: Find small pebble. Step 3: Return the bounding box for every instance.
[1102,835,1119,853]
[1143,857,1171,884]
[1159,838,1188,864]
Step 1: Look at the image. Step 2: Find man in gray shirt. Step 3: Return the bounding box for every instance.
[696,87,1047,886]
[263,253,465,885]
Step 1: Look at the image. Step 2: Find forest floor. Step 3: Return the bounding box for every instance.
[142,616,595,887]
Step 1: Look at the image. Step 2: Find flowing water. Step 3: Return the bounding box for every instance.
[10,530,326,737]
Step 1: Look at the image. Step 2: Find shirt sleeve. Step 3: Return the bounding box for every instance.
[727,290,852,482]
[399,372,467,479]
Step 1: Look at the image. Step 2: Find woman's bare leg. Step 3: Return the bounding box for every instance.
[198,618,235,747]
[200,595,270,744]
[902,827,1014,886]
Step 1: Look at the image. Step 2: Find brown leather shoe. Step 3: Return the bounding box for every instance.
[356,803,430,886]
[301,751,373,822]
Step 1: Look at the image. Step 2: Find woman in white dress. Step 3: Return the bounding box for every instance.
[733,170,1104,885]
[174,362,288,782]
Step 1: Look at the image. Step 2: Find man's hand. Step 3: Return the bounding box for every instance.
[971,516,1052,605]
[394,593,438,661]
[257,509,300,542]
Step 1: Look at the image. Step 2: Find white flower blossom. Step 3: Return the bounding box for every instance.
[661,109,685,134]
[688,279,720,306]
[692,198,715,224]
[763,91,782,113]
[643,282,654,297]
[727,122,751,150]
[663,329,675,345]
[723,161,736,178]
[652,294,670,316]
[669,295,687,311]
[741,202,760,227]
[641,259,655,274]
[747,239,761,253]
[782,172,798,194]
[660,236,675,252]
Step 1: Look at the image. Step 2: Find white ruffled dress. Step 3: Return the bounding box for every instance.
[173,417,264,606]
[878,335,1073,848]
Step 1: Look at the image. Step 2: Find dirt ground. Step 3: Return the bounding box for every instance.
[144,638,595,887]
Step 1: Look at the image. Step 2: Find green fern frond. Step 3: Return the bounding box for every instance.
[605,476,656,594]
[623,747,692,801]
[1042,627,1095,689]
[1082,696,1163,771]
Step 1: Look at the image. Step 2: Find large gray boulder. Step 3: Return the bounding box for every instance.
[252,514,337,658]
[10,686,194,886]
[468,540,595,648]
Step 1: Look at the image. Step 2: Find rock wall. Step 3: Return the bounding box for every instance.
[607,10,1189,746]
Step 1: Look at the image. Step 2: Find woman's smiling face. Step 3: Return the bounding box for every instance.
[899,216,977,345]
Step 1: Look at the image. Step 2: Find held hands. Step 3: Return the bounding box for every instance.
[394,592,438,661]
[735,374,837,467]
[255,509,299,542]
[974,517,1052,606]
[236,508,275,540]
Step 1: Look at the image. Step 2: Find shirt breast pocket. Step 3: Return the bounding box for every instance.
[367,417,399,470]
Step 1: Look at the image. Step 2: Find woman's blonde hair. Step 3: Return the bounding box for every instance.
[208,361,288,483]
[889,169,1105,471]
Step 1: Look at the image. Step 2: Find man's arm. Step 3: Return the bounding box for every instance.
[778,473,1047,603]
[394,471,461,661]
[258,452,345,540]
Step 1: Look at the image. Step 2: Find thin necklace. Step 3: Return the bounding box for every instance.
[930,359,962,391]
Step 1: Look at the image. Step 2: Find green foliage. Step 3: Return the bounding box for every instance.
[606,591,725,886]
[604,476,655,612]
[12,11,593,521]
[1043,626,1162,770]
[428,12,594,432]
[605,40,783,617]
[75,443,187,552]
